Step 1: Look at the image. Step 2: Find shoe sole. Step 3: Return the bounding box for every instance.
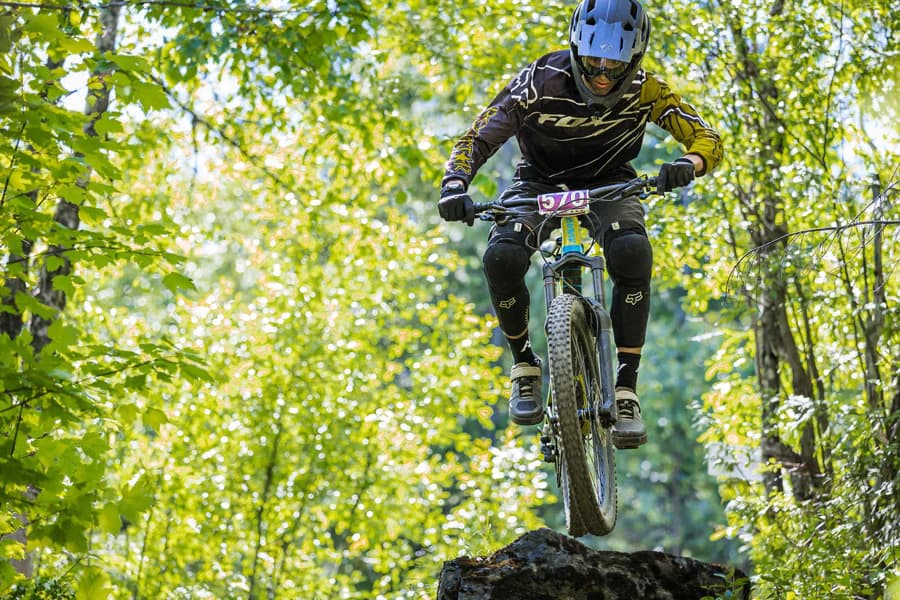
[511,411,545,426]
[612,431,647,449]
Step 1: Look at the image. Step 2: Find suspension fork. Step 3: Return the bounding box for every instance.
[584,294,617,426]
[543,215,584,307]
[542,215,618,425]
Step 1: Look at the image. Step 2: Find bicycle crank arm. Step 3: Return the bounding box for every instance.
[578,406,616,428]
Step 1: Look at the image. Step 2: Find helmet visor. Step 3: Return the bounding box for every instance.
[579,56,629,80]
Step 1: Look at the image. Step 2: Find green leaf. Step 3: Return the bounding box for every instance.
[32,437,69,469]
[46,255,68,272]
[79,205,108,223]
[0,75,17,114]
[51,275,77,297]
[23,13,61,39]
[80,431,107,459]
[55,518,89,553]
[87,179,117,195]
[0,15,15,54]
[47,367,74,381]
[162,251,187,266]
[162,272,196,294]
[76,566,112,600]
[57,35,94,54]
[137,223,170,236]
[106,53,151,73]
[180,361,214,382]
[93,114,124,136]
[81,147,121,180]
[0,560,17,590]
[119,475,155,523]
[0,536,25,561]
[15,291,56,319]
[131,78,170,111]
[143,407,168,430]
[47,319,78,347]
[117,402,139,425]
[124,373,148,391]
[132,253,154,269]
[98,504,121,535]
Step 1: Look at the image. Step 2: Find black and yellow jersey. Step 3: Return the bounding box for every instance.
[442,50,723,189]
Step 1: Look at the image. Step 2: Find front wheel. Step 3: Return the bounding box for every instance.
[546,293,617,536]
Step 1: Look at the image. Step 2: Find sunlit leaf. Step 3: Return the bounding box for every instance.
[162,272,196,294]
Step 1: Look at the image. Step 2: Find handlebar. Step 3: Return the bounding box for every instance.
[473,175,660,218]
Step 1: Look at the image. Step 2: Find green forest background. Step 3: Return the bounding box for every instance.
[1,0,897,598]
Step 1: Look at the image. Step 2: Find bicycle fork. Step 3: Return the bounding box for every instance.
[542,216,618,428]
[542,257,617,426]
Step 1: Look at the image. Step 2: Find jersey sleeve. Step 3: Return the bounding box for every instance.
[642,73,723,176]
[441,64,535,188]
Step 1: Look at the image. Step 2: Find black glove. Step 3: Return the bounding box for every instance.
[657,157,696,192]
[438,181,475,226]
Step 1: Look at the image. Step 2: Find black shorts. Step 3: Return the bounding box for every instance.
[487,179,647,252]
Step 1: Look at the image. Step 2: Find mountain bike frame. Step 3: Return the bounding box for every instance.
[474,174,660,536]
[538,192,618,430]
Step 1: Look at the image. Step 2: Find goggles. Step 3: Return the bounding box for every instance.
[580,56,629,81]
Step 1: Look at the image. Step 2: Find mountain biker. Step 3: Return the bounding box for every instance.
[438,0,723,448]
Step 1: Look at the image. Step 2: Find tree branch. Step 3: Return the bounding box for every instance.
[147,73,299,195]
[0,0,325,16]
[727,218,900,295]
[0,356,174,415]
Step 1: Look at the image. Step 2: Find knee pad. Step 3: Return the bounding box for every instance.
[604,229,652,287]
[483,240,531,292]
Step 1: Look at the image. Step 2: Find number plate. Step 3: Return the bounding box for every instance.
[537,190,590,216]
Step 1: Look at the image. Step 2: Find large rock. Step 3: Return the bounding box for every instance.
[437,528,749,600]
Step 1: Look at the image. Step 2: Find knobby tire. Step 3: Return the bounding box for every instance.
[547,294,617,536]
[558,459,587,537]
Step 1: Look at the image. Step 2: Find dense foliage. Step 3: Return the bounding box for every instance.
[2,2,555,597]
[646,1,899,596]
[1,0,897,598]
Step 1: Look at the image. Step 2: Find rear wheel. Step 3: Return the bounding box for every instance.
[546,294,617,536]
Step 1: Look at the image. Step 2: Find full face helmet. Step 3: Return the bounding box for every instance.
[569,0,651,109]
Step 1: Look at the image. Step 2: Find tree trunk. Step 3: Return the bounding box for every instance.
[9,4,122,577]
[29,3,121,352]
[726,7,825,500]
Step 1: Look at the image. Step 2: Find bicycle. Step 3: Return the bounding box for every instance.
[474,175,662,537]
